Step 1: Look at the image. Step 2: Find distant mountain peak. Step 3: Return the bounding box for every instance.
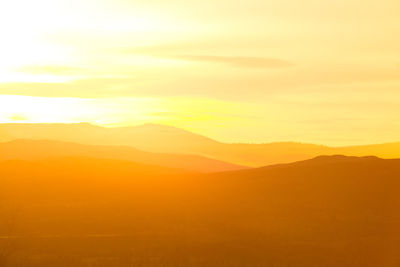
[142,123,173,127]
[310,155,381,162]
[259,155,383,171]
[121,123,218,142]
[135,123,185,131]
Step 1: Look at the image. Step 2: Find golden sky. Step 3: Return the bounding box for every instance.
[0,0,400,145]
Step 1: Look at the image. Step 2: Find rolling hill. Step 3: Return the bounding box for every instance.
[0,123,218,153]
[1,123,400,166]
[0,139,247,173]
[1,155,399,266]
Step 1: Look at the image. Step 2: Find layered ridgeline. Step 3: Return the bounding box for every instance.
[0,155,399,266]
[0,139,246,173]
[1,123,400,166]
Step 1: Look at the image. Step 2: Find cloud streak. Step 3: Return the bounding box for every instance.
[17,65,84,75]
[166,55,294,69]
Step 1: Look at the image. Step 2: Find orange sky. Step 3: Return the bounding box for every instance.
[0,0,400,145]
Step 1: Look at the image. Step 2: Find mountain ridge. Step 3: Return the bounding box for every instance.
[0,139,247,173]
[2,123,400,167]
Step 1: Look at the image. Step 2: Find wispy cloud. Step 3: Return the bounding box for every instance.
[16,65,84,75]
[163,55,293,69]
[151,111,260,120]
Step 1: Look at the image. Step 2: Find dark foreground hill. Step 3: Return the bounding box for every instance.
[0,155,399,266]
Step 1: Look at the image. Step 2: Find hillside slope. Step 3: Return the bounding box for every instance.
[0,139,247,173]
[1,155,399,266]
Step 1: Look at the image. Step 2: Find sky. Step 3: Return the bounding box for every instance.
[0,0,399,145]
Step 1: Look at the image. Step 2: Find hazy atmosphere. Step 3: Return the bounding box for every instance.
[1,1,400,266]
[1,0,400,145]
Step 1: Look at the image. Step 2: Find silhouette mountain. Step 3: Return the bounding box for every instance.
[256,154,382,170]
[0,139,247,173]
[1,155,399,266]
[2,123,400,166]
[0,122,218,155]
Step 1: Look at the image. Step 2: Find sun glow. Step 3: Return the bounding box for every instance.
[0,0,187,85]
[0,95,168,126]
[1,0,400,145]
[0,95,95,124]
[0,95,252,141]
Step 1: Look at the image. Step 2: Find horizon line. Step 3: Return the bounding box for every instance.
[1,122,399,148]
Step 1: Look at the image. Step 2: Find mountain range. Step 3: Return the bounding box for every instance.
[1,122,400,266]
[0,139,246,173]
[1,123,400,166]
